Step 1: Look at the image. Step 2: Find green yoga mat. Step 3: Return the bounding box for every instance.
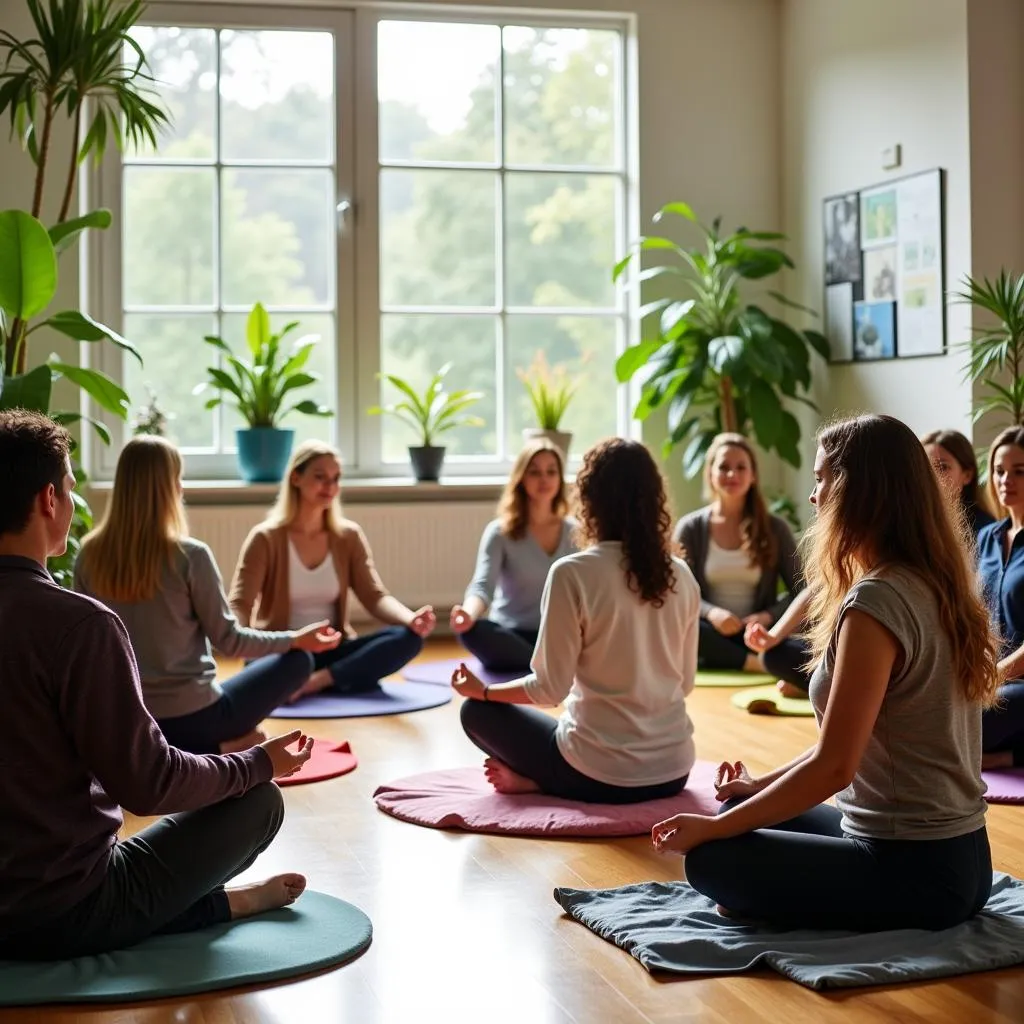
[0,891,372,1007]
[695,669,775,688]
[731,683,815,716]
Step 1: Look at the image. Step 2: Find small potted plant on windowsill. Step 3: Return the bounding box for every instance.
[518,350,580,459]
[193,302,331,482]
[369,362,484,482]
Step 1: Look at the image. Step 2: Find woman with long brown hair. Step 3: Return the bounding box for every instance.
[450,438,575,672]
[653,415,997,931]
[451,438,701,803]
[922,428,995,536]
[674,433,802,674]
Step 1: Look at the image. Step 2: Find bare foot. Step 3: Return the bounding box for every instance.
[982,750,1014,770]
[483,757,541,794]
[288,668,334,704]
[220,727,267,754]
[775,681,808,700]
[743,654,765,674]
[227,873,307,919]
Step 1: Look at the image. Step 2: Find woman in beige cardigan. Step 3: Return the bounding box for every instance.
[230,441,436,700]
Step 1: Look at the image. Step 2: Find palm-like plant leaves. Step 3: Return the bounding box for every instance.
[369,362,484,446]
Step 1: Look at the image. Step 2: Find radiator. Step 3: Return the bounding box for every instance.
[185,502,496,624]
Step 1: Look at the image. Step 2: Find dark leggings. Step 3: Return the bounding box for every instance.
[0,782,284,961]
[762,637,813,692]
[697,619,749,671]
[685,799,992,931]
[460,699,688,804]
[159,650,314,754]
[313,625,423,691]
[458,618,538,672]
[982,679,1024,765]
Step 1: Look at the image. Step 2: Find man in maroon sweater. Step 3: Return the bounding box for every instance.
[0,410,314,960]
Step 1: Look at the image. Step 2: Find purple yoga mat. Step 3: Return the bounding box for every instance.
[983,769,1024,804]
[269,679,452,719]
[402,657,522,686]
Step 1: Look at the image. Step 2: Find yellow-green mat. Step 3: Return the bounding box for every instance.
[730,683,815,716]
[695,670,774,688]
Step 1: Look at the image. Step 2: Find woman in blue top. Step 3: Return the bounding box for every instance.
[976,426,1024,768]
[450,439,576,672]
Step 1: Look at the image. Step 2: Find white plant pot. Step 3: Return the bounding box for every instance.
[521,427,572,459]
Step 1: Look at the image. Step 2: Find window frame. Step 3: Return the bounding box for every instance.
[86,1,639,482]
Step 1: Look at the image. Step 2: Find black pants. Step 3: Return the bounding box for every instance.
[314,625,424,691]
[460,699,688,804]
[684,798,992,931]
[697,619,749,671]
[0,782,285,961]
[762,637,813,692]
[982,679,1024,765]
[459,618,538,672]
[159,650,314,754]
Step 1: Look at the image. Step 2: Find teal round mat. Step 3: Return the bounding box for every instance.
[0,891,372,1007]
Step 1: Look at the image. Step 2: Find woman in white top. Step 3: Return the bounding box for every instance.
[673,433,802,674]
[451,438,701,804]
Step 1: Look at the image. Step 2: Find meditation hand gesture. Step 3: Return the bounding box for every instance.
[707,607,743,636]
[449,604,474,634]
[451,661,486,700]
[291,620,343,653]
[743,620,778,652]
[259,730,314,778]
[714,760,763,802]
[409,605,437,638]
[651,813,720,855]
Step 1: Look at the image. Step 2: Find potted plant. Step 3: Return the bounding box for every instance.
[517,350,579,458]
[194,302,331,482]
[369,362,484,482]
[613,201,829,476]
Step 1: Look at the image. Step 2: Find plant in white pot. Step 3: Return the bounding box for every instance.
[517,350,579,459]
[194,302,331,482]
[369,362,484,482]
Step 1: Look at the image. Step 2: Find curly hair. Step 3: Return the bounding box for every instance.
[574,437,677,606]
[497,438,569,539]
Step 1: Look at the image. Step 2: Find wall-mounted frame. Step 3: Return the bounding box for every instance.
[822,168,946,364]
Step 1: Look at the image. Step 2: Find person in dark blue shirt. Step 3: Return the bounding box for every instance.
[976,426,1024,768]
[922,429,996,537]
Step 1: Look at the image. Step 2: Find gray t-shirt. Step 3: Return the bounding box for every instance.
[465,518,577,631]
[808,566,987,841]
[75,538,294,720]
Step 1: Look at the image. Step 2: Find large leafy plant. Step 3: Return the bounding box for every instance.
[195,302,332,428]
[369,362,484,447]
[614,202,829,476]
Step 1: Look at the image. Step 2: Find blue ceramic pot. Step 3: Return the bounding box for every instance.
[236,428,295,483]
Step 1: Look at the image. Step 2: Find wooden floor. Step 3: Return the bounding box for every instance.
[8,639,1024,1024]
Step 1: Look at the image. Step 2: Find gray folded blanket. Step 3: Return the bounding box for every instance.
[554,872,1024,990]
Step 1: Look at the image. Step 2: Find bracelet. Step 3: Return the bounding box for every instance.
[482,684,491,702]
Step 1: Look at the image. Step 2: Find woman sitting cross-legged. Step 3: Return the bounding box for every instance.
[230,440,435,702]
[452,438,700,804]
[74,437,342,756]
[674,433,803,675]
[449,438,576,672]
[652,415,996,932]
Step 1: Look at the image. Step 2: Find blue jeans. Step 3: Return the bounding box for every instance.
[158,650,314,754]
[982,679,1024,765]
[314,625,423,692]
[459,618,538,672]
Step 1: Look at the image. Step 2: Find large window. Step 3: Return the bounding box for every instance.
[96,7,631,478]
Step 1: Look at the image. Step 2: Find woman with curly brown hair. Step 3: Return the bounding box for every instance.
[449,438,576,672]
[451,438,701,803]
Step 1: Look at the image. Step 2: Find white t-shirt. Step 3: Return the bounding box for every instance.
[288,541,340,630]
[522,542,700,787]
[704,539,760,618]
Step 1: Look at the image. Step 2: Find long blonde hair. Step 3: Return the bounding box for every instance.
[703,433,777,571]
[266,439,345,533]
[804,415,999,706]
[78,436,188,602]
[986,426,1024,515]
[497,438,569,540]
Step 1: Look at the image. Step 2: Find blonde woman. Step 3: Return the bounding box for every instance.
[674,433,802,673]
[230,441,435,701]
[654,415,997,932]
[450,439,576,672]
[74,437,340,755]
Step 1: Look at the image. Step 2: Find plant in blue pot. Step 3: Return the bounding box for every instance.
[194,302,331,482]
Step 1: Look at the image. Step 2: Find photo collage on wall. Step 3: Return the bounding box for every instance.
[822,168,945,363]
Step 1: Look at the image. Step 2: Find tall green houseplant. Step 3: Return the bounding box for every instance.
[614,202,828,476]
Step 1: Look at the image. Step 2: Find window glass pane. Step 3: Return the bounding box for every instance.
[378,21,499,163]
[123,167,215,306]
[503,27,619,168]
[380,314,497,460]
[123,313,217,449]
[380,169,497,307]
[505,315,618,458]
[221,169,333,307]
[219,30,333,161]
[219,313,336,451]
[505,173,617,308]
[128,27,216,159]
